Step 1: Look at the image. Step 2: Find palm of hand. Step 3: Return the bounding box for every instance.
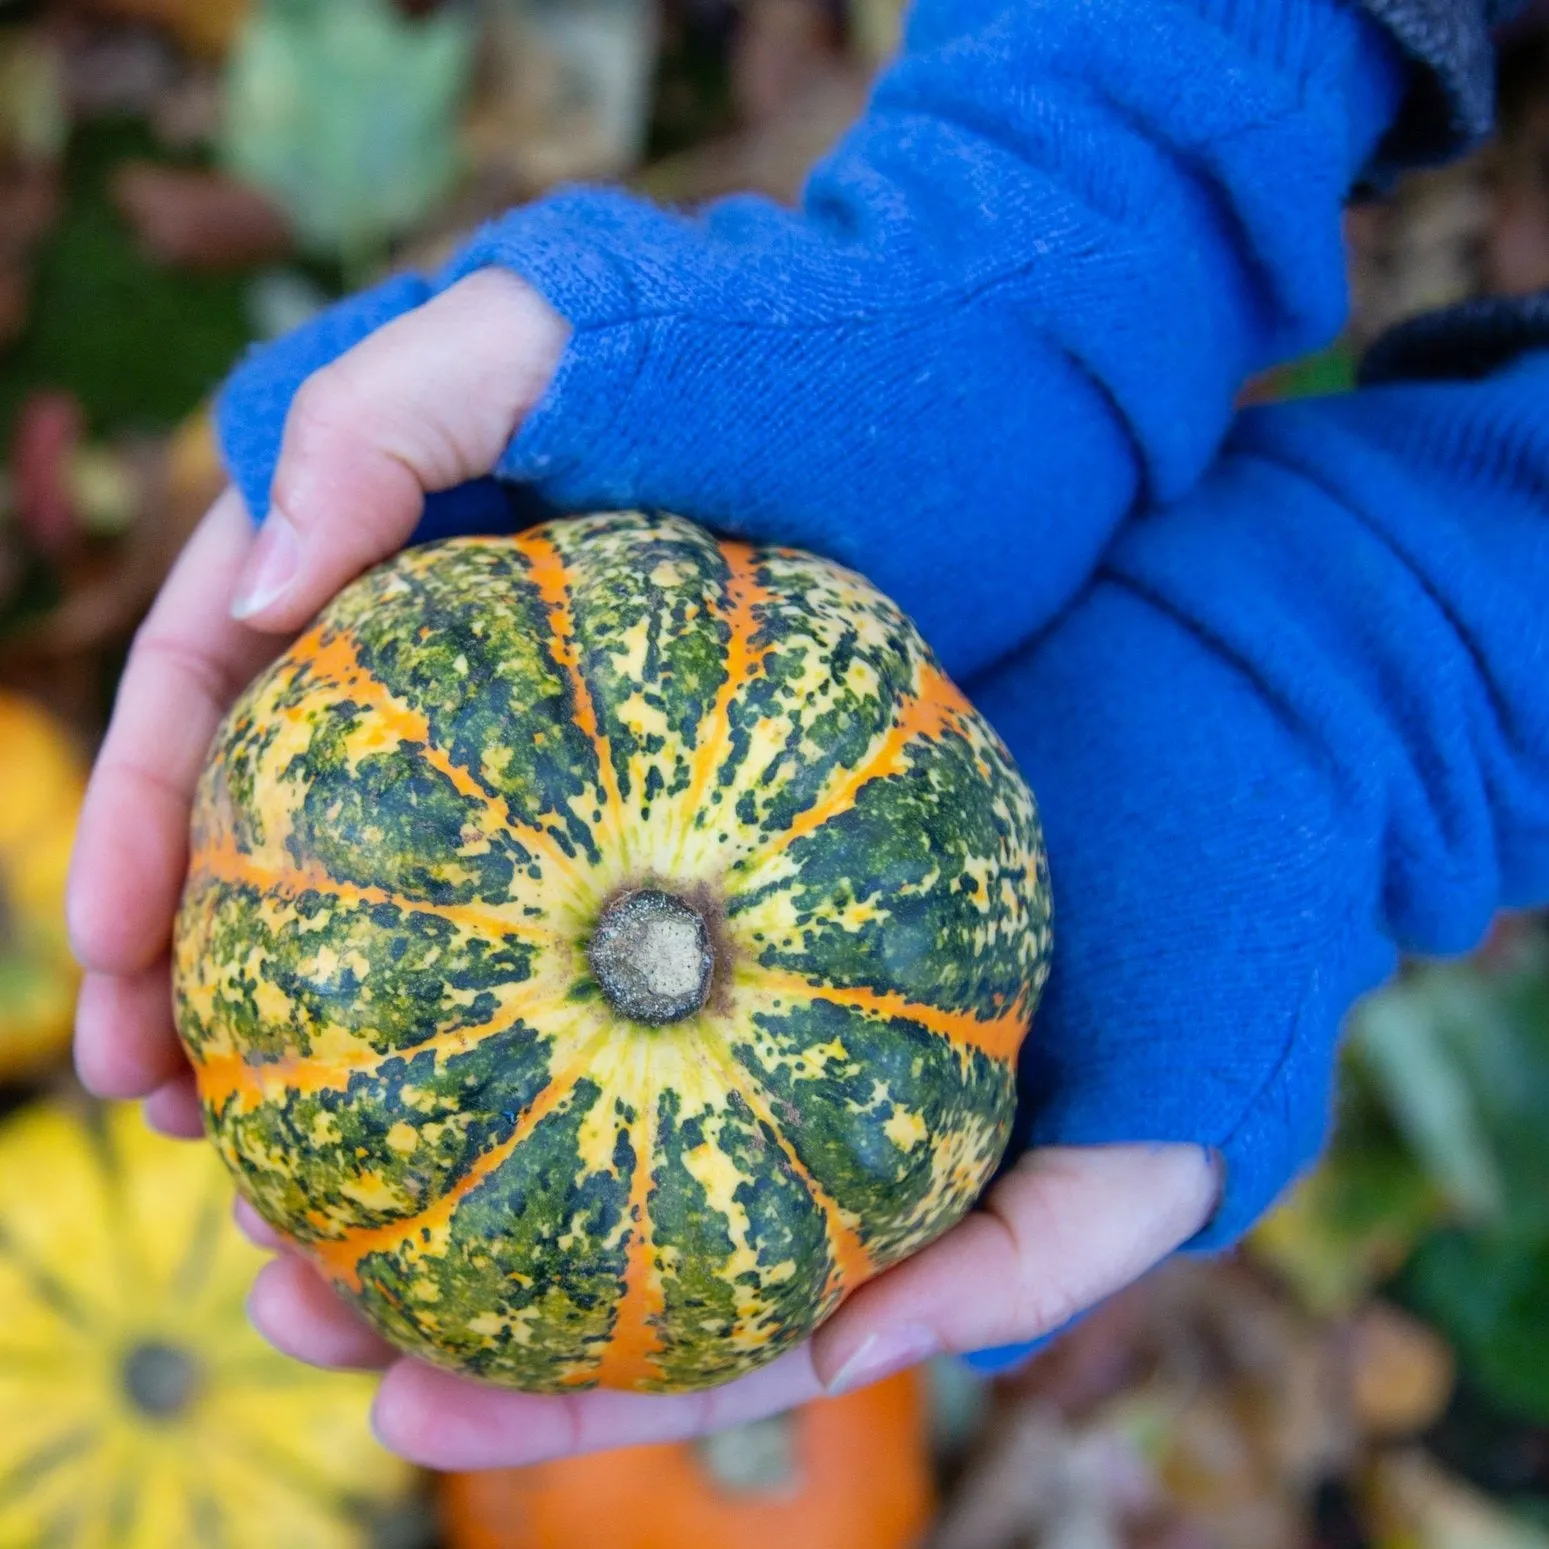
[69,277,1216,1468]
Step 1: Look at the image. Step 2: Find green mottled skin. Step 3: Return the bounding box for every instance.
[173,512,1052,1394]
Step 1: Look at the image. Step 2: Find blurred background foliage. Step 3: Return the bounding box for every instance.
[4,0,1549,1545]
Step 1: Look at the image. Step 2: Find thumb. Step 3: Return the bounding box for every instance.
[812,1143,1220,1394]
[229,268,569,630]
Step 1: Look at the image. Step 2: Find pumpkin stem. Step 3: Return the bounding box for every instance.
[588,889,714,1025]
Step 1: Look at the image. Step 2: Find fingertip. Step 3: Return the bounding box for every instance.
[813,1143,1221,1382]
[370,1360,545,1470]
[73,967,186,1099]
[229,509,303,629]
[233,1193,289,1252]
[247,1257,397,1371]
[143,1073,205,1139]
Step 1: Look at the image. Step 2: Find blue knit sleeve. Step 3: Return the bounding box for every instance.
[958,352,1549,1379]
[218,0,1402,680]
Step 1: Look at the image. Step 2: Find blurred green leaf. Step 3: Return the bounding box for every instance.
[222,0,474,264]
[0,28,66,162]
[1352,972,1508,1222]
[1402,1232,1549,1427]
[1269,339,1358,399]
[1347,930,1549,1426]
[1253,1056,1447,1315]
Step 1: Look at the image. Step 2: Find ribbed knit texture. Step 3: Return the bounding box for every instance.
[219,0,1402,680]
[964,349,1549,1370]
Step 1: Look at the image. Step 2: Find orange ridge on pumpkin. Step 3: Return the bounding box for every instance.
[186,840,556,949]
[513,531,630,864]
[308,1031,612,1291]
[285,625,591,900]
[702,1032,873,1302]
[672,543,778,863]
[190,984,559,1114]
[738,664,975,877]
[744,967,1031,1067]
[588,1099,667,1389]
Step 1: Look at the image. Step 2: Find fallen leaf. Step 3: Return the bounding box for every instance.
[222,0,475,262]
[111,160,292,269]
[638,62,870,208]
[77,0,253,59]
[1363,1451,1549,1549]
[848,0,908,65]
[732,0,842,126]
[1348,1305,1457,1440]
[0,29,67,163]
[10,392,84,556]
[0,264,30,348]
[466,0,661,192]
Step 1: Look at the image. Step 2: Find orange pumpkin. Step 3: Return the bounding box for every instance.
[0,690,86,1081]
[438,1369,935,1549]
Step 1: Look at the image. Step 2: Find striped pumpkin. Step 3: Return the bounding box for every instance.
[0,1100,409,1545]
[173,512,1052,1394]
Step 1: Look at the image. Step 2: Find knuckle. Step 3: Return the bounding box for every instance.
[990,1192,1084,1342]
[286,363,359,437]
[126,625,233,708]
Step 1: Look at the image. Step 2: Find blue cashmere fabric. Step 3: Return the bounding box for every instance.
[965,351,1549,1370]
[219,0,1404,681]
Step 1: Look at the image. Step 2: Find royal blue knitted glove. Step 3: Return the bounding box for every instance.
[218,0,1402,680]
[959,349,1549,1370]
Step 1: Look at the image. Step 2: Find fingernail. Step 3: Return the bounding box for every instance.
[824,1324,938,1396]
[231,511,300,620]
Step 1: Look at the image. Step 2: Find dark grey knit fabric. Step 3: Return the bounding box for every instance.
[1361,0,1529,167]
[1360,290,1549,381]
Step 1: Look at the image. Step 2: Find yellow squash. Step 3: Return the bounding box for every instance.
[0,1099,411,1547]
[0,691,86,1081]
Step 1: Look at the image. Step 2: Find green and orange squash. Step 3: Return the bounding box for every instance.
[172,512,1052,1393]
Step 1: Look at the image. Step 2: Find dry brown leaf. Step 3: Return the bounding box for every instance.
[930,1402,1156,1549]
[732,0,843,126]
[110,161,292,270]
[1,409,217,670]
[10,393,84,558]
[0,158,62,347]
[1346,163,1493,344]
[73,0,253,59]
[639,63,871,209]
[0,266,30,350]
[1362,1450,1549,1549]
[1347,1304,1457,1441]
[465,0,660,194]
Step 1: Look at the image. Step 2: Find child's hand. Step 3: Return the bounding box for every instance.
[67,270,567,1120]
[236,1145,1215,1466]
[245,346,1549,1464]
[227,269,568,629]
